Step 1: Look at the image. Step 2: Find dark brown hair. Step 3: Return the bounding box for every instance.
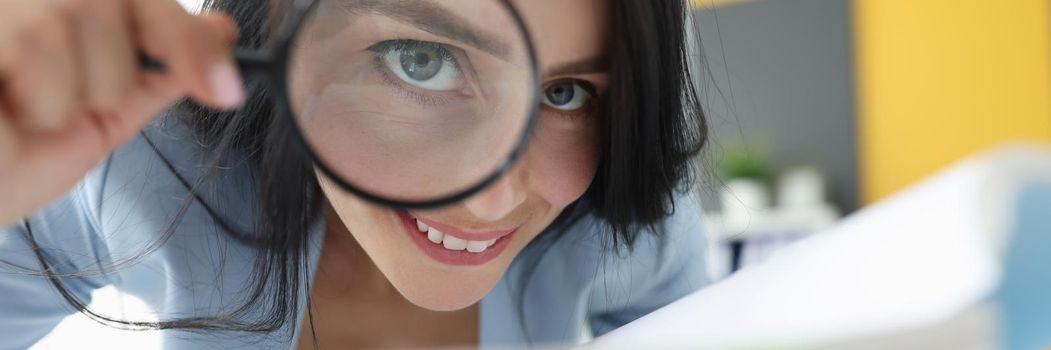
[28,0,708,345]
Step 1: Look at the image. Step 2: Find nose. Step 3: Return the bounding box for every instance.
[463,167,527,221]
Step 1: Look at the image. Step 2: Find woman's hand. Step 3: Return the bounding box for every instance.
[0,0,244,226]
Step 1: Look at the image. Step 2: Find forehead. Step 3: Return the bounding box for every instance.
[511,0,609,75]
[428,0,609,74]
[321,0,608,73]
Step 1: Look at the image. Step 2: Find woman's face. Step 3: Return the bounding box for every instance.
[293,0,608,311]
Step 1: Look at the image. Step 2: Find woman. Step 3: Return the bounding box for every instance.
[0,0,708,348]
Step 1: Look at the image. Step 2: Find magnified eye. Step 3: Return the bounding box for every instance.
[542,81,591,111]
[371,40,464,91]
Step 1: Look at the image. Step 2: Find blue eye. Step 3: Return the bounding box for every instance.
[542,81,591,111]
[370,40,464,91]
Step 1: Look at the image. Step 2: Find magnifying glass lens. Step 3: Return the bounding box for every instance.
[286,0,534,203]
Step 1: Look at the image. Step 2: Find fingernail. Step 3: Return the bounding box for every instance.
[208,62,244,109]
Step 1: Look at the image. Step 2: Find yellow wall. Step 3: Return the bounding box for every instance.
[855,0,1051,203]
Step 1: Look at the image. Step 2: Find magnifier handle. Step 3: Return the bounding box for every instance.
[137,53,166,71]
[138,48,269,82]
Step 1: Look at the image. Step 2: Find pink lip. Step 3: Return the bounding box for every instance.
[396,211,518,266]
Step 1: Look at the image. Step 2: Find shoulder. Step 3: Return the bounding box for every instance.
[18,114,262,273]
[498,191,710,341]
[585,191,709,296]
[556,191,707,276]
[0,113,253,297]
[577,191,710,334]
[526,191,710,305]
[93,114,260,244]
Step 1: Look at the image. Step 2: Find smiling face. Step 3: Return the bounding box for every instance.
[290,0,609,311]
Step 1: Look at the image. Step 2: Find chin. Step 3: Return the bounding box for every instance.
[388,265,504,311]
[374,208,533,311]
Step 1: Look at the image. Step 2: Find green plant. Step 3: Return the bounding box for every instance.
[718,147,774,183]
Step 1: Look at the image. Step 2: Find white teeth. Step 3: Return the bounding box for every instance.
[442,235,468,250]
[414,218,498,253]
[427,227,444,244]
[466,240,488,253]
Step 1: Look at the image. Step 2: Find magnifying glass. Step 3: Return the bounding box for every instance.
[146,0,540,209]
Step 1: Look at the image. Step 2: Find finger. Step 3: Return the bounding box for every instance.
[199,12,238,46]
[74,0,136,111]
[194,13,243,109]
[126,0,243,110]
[4,4,80,130]
[97,72,188,145]
[0,109,16,175]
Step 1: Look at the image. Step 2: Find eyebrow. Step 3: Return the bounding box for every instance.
[340,0,512,60]
[545,56,610,77]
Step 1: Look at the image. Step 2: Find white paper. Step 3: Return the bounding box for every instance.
[592,143,1051,348]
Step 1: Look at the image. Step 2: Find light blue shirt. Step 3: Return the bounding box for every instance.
[0,117,709,349]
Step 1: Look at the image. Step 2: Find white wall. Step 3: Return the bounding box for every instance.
[31,287,161,350]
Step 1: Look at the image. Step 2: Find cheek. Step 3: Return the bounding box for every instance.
[526,118,600,206]
[317,175,392,250]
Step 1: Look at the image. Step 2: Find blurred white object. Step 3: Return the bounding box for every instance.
[779,167,826,208]
[711,169,839,242]
[719,179,771,232]
[177,0,202,12]
[593,143,1051,348]
[777,167,840,236]
[706,167,841,279]
[32,286,160,350]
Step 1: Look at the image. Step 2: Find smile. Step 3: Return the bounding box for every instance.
[396,211,517,266]
[415,218,498,253]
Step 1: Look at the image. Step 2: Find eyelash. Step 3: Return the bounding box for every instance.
[367,40,599,118]
[542,79,598,120]
[372,57,450,106]
[368,39,460,106]
[369,40,461,66]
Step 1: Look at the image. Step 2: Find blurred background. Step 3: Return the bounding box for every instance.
[34,0,1051,348]
[693,0,1051,279]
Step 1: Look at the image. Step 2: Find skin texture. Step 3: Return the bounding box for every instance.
[302,0,610,347]
[0,0,243,227]
[0,0,607,347]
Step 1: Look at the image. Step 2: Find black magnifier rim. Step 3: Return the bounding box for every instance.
[252,0,541,209]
